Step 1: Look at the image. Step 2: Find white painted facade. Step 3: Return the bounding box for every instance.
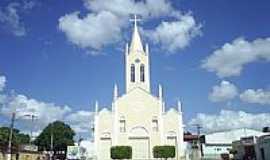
[93,18,185,160]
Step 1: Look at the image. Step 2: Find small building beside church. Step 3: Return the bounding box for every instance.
[93,17,185,160]
[202,128,266,160]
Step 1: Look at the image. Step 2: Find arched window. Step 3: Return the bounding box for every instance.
[152,116,158,132]
[131,64,135,82]
[140,64,145,82]
[119,116,126,133]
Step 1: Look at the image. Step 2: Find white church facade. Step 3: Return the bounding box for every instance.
[93,17,185,160]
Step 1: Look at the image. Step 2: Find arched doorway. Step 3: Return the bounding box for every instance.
[99,132,111,160]
[167,131,178,160]
[129,126,150,159]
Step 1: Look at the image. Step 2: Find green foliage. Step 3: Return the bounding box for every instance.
[111,146,132,159]
[34,121,75,151]
[153,145,175,159]
[0,127,30,146]
[263,127,270,132]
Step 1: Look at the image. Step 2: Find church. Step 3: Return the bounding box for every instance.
[93,17,185,160]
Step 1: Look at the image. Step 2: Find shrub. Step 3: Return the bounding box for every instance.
[153,145,175,160]
[111,146,132,159]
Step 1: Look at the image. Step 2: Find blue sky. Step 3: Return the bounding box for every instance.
[0,0,270,139]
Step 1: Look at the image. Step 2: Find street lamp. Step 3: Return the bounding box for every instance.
[192,124,203,160]
[23,114,38,143]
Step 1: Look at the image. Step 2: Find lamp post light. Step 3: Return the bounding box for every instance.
[193,124,203,160]
[24,114,38,143]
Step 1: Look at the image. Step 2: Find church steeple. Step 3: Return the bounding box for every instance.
[125,15,150,93]
[129,15,144,53]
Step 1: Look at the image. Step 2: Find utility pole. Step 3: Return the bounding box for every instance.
[50,127,54,160]
[24,114,38,143]
[193,124,203,159]
[7,112,16,160]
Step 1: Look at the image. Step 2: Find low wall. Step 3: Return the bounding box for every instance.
[0,152,44,160]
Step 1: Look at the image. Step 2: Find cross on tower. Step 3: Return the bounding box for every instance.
[129,14,141,27]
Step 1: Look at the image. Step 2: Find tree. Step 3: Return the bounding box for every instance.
[111,146,132,159]
[0,127,30,151]
[0,127,30,146]
[34,121,75,151]
[153,145,175,160]
[262,127,270,132]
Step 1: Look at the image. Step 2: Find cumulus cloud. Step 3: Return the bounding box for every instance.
[209,80,238,102]
[0,1,36,36]
[202,37,270,77]
[59,0,201,54]
[0,94,71,131]
[65,110,94,133]
[189,110,270,133]
[0,2,26,36]
[59,11,122,52]
[0,74,94,136]
[146,14,201,53]
[83,0,173,18]
[240,89,270,105]
[0,75,6,92]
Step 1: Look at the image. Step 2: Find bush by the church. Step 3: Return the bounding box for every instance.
[111,146,132,159]
[153,145,175,159]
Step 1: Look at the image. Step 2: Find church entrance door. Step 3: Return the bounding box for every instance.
[130,138,149,160]
[99,138,111,160]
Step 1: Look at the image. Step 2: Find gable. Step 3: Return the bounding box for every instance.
[117,87,158,103]
[115,87,161,122]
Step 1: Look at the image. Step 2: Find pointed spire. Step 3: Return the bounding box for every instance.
[177,100,182,112]
[162,101,165,113]
[95,101,99,114]
[158,84,163,100]
[113,84,118,101]
[145,43,149,56]
[129,15,144,53]
[125,43,129,56]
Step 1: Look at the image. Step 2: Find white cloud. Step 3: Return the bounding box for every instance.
[146,14,201,53]
[0,74,94,137]
[189,110,270,133]
[65,110,94,133]
[202,37,270,77]
[0,75,6,92]
[0,1,36,37]
[240,89,270,105]
[22,0,36,10]
[59,11,123,53]
[0,2,26,36]
[83,0,173,18]
[0,94,71,130]
[59,0,201,54]
[209,80,238,102]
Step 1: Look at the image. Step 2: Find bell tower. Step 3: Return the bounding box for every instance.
[125,15,150,93]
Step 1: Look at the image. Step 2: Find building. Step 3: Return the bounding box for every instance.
[201,128,265,160]
[93,16,184,160]
[255,134,270,160]
[183,134,202,160]
[232,136,258,160]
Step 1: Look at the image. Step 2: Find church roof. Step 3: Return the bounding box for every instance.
[129,16,144,53]
[116,86,159,102]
